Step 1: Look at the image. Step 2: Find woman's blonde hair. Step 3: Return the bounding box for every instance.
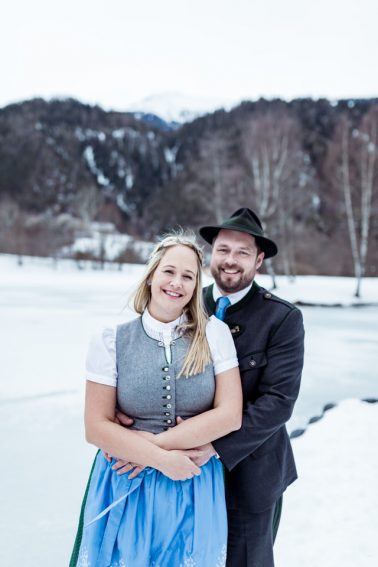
[134,231,211,377]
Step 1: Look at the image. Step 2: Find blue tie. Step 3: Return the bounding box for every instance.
[215,296,231,321]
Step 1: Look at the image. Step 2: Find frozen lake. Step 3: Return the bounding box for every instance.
[1,257,377,429]
[291,304,378,431]
[0,256,377,566]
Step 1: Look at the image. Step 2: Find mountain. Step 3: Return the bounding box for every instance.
[127,92,238,124]
[1,95,378,276]
[129,111,179,132]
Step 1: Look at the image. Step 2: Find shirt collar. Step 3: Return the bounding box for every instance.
[142,308,186,338]
[212,281,253,305]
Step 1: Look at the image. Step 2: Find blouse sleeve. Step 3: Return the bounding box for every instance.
[206,315,239,376]
[85,327,117,387]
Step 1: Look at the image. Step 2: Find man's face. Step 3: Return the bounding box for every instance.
[210,229,264,294]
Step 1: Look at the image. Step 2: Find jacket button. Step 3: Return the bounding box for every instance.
[167,419,172,424]
[167,404,172,408]
[249,360,256,367]
[264,292,272,299]
[166,395,172,400]
[162,367,169,372]
[166,385,171,390]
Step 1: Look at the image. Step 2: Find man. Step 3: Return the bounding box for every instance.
[198,207,305,566]
[110,207,304,566]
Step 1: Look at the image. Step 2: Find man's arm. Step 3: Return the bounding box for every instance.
[153,367,242,450]
[85,381,201,480]
[213,307,304,471]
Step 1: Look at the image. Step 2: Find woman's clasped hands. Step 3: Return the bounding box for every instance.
[106,422,204,481]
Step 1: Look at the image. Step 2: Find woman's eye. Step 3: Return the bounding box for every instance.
[164,269,174,274]
[183,275,193,280]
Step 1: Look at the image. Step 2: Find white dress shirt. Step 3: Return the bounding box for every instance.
[85,309,238,387]
[212,282,253,305]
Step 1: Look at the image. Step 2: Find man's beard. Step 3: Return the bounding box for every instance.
[211,266,253,294]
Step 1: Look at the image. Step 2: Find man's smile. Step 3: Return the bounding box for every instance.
[221,268,240,275]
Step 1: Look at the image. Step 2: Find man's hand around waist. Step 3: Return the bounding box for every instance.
[105,413,217,477]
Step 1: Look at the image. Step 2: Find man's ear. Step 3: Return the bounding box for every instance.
[256,252,265,270]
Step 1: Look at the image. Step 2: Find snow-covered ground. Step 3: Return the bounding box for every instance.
[61,225,154,263]
[0,254,377,566]
[275,399,378,566]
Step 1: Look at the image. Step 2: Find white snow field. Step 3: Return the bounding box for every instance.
[0,254,377,566]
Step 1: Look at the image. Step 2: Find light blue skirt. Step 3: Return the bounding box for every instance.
[72,452,227,567]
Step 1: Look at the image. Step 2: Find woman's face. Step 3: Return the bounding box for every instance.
[148,245,198,323]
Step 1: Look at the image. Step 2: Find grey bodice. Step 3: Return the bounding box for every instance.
[116,317,215,433]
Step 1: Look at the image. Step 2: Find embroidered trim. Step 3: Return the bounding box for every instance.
[78,544,227,567]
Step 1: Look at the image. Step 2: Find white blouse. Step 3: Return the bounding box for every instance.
[86,310,238,387]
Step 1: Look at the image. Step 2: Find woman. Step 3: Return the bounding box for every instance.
[70,233,242,567]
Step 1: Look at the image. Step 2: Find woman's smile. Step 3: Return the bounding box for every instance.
[162,288,183,298]
[149,245,198,322]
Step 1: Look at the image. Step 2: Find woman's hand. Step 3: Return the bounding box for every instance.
[111,450,202,481]
[158,450,201,481]
[112,459,145,477]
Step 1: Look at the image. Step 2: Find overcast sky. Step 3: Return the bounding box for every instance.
[2,0,378,110]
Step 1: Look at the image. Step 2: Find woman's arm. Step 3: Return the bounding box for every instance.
[85,380,201,480]
[153,367,242,451]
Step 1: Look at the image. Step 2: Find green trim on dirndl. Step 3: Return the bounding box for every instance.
[69,451,99,567]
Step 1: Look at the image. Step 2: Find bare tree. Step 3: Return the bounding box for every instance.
[74,184,102,225]
[0,199,26,264]
[198,133,243,224]
[329,108,378,297]
[241,107,311,284]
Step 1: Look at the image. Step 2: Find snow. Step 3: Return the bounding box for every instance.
[116,192,131,214]
[127,91,239,124]
[275,399,378,567]
[83,145,111,187]
[0,255,377,566]
[75,127,106,142]
[164,146,178,164]
[61,225,153,263]
[253,273,378,306]
[111,128,126,140]
[125,172,134,190]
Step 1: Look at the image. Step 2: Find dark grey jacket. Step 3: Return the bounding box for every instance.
[205,282,305,513]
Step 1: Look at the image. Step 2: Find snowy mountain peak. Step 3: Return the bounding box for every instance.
[126,91,238,124]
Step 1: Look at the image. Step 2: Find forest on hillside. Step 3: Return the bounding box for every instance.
[0,96,377,278]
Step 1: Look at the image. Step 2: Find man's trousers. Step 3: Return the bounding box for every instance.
[226,496,283,567]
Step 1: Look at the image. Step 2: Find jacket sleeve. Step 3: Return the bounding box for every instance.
[213,307,304,471]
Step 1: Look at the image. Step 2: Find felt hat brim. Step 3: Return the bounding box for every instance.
[199,208,278,259]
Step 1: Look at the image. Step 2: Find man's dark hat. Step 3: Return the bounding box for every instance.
[199,207,278,258]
